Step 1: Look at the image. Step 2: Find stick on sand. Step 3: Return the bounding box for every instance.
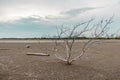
[0,48,10,50]
[26,52,50,56]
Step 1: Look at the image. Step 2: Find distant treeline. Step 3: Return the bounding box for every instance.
[0,37,120,40]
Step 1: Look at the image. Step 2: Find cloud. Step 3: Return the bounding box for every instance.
[45,15,68,21]
[62,7,97,16]
[45,7,97,20]
[0,0,119,22]
[17,15,42,23]
[119,1,120,4]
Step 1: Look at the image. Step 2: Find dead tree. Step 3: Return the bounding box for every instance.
[53,17,113,65]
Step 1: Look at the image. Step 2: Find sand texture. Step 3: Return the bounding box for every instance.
[0,40,120,80]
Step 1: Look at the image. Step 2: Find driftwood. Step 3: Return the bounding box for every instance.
[26,52,50,56]
[0,48,10,50]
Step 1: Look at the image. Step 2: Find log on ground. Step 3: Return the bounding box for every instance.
[26,52,50,56]
[0,48,10,50]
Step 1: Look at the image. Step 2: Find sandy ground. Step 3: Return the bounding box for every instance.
[0,40,120,80]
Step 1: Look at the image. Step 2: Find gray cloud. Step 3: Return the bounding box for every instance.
[45,7,97,20]
[62,7,97,16]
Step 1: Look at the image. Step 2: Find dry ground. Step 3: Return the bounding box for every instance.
[0,40,120,80]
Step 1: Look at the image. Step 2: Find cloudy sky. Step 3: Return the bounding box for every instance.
[0,0,120,38]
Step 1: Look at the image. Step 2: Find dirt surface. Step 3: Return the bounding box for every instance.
[0,40,120,80]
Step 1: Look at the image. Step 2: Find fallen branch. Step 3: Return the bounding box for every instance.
[0,48,10,50]
[26,52,50,56]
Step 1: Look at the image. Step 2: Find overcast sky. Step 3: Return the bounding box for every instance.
[0,0,120,38]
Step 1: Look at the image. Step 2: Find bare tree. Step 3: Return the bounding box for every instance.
[53,17,113,65]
